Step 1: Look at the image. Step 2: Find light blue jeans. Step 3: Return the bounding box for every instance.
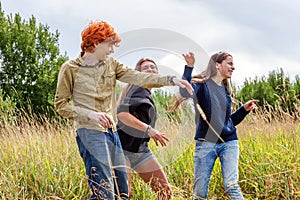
[193,140,244,200]
[76,128,128,200]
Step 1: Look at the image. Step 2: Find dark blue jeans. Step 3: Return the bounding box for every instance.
[76,128,128,199]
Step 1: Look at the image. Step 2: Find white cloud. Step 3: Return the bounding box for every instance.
[1,0,299,86]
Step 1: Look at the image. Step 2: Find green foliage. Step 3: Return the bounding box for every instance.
[152,89,184,123]
[0,88,17,125]
[294,75,300,99]
[236,68,300,117]
[0,4,68,117]
[236,77,276,105]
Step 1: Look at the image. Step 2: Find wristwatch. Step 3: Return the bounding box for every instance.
[168,75,177,85]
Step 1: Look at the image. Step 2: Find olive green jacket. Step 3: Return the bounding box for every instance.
[54,56,174,132]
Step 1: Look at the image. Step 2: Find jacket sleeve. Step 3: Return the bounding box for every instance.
[180,65,195,98]
[54,63,90,122]
[231,105,250,126]
[111,58,173,87]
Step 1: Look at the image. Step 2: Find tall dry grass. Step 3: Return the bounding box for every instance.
[0,107,299,199]
[0,115,89,199]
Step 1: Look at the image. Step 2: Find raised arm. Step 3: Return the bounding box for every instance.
[183,52,195,67]
[180,52,196,97]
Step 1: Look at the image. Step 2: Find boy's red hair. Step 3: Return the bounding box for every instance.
[80,20,121,54]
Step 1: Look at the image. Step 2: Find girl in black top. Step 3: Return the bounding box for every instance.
[117,58,172,199]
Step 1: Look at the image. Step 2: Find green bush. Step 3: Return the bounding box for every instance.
[0,4,67,117]
[236,68,299,118]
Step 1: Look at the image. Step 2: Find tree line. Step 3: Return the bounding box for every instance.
[0,5,299,122]
[0,3,67,119]
[235,68,299,118]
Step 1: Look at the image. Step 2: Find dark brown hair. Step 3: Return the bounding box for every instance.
[134,58,157,71]
[192,51,232,82]
[169,51,234,112]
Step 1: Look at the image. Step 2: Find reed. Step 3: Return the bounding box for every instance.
[0,107,299,199]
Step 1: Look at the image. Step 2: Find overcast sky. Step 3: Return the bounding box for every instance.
[1,0,299,87]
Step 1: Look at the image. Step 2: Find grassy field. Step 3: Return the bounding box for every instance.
[0,110,299,199]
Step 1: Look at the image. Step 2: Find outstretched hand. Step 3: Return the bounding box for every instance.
[244,99,259,111]
[173,78,194,95]
[182,52,195,67]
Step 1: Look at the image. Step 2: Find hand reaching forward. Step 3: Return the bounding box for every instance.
[173,78,194,95]
[244,99,259,111]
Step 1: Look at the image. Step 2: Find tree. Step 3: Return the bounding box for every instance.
[0,4,68,117]
[235,76,276,106]
[235,68,299,117]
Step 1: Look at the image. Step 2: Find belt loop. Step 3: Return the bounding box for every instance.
[197,138,206,142]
